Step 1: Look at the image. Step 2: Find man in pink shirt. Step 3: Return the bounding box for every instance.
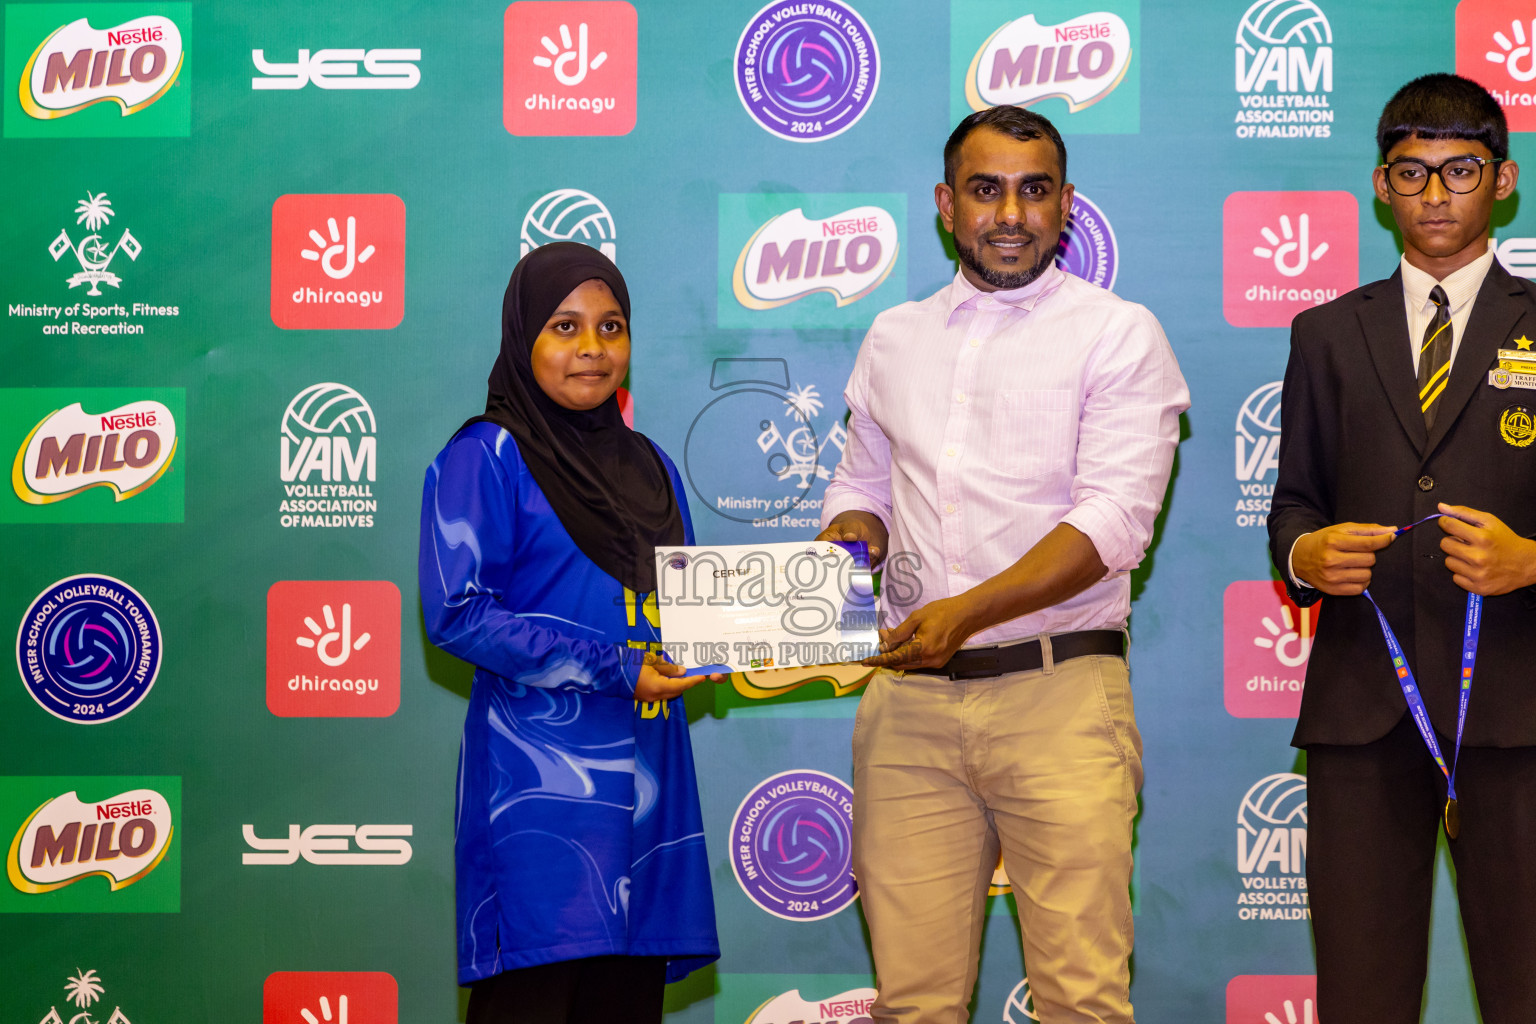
[817,106,1188,1022]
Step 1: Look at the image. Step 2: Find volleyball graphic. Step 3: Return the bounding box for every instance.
[1236,0,1332,53]
[1237,773,1308,836]
[520,188,617,260]
[1004,978,1040,1023]
[1236,381,1283,444]
[281,383,376,443]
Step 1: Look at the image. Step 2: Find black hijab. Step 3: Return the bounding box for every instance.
[461,242,683,594]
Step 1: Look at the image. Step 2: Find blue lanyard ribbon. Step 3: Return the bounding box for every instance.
[1357,512,1480,837]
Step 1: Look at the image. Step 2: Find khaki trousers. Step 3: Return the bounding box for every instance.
[851,645,1142,1024]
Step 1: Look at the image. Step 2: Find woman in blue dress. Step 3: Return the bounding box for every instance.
[419,242,719,1023]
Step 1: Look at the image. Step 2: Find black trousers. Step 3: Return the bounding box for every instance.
[1307,713,1536,1023]
[465,955,667,1024]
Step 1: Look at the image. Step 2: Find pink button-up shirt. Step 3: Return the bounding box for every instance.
[820,266,1189,645]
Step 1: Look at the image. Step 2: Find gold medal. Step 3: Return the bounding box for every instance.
[1444,797,1460,840]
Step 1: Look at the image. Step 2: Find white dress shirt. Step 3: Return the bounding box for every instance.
[820,265,1190,646]
[1288,244,1496,587]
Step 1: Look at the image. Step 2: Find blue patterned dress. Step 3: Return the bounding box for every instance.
[419,421,718,985]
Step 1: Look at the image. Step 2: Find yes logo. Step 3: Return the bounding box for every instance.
[1226,975,1317,1023]
[1224,191,1357,327]
[251,47,420,89]
[242,823,413,865]
[4,5,190,138]
[504,1,637,136]
[266,581,400,717]
[1224,580,1315,718]
[1458,1,1536,130]
[264,972,398,1024]
[270,194,405,330]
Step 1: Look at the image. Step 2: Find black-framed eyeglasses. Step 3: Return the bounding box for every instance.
[1379,156,1504,196]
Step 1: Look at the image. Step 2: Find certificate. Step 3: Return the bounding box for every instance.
[654,540,880,674]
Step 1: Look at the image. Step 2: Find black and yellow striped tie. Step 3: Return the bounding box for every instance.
[1418,284,1453,429]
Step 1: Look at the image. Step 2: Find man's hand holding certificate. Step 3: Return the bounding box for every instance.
[655,541,880,674]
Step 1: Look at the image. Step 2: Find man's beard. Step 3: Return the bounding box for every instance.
[954,232,1058,290]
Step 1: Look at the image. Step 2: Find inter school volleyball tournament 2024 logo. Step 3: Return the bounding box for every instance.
[1058,192,1117,290]
[734,0,879,142]
[278,382,378,529]
[270,193,404,330]
[1223,191,1357,327]
[1235,772,1309,923]
[16,575,161,724]
[731,769,857,921]
[1233,0,1333,140]
[1457,1,1536,131]
[265,580,401,718]
[504,1,636,136]
[951,1,1139,134]
[5,389,182,524]
[4,4,189,138]
[0,776,180,913]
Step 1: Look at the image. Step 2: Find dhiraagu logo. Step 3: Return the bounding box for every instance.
[718,193,905,329]
[950,0,1140,134]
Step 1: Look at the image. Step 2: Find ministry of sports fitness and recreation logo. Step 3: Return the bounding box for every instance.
[1224,580,1315,718]
[6,190,182,338]
[16,575,160,724]
[1223,191,1357,327]
[4,4,189,138]
[4,389,183,523]
[1233,380,1281,529]
[951,1,1139,134]
[734,0,879,142]
[29,968,143,1024]
[278,383,378,529]
[731,769,856,921]
[1235,772,1309,922]
[263,972,398,1024]
[270,194,405,330]
[1233,0,1334,140]
[1458,1,1536,132]
[1057,192,1117,290]
[682,358,847,534]
[0,776,180,912]
[521,188,616,260]
[744,987,876,1024]
[266,580,401,717]
[718,193,905,329]
[251,44,420,89]
[504,1,636,135]
[1226,975,1317,1024]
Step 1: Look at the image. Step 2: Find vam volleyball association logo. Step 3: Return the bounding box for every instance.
[1233,0,1334,139]
[1056,192,1117,289]
[1235,772,1309,922]
[734,0,880,142]
[16,575,160,724]
[278,383,378,529]
[521,188,616,261]
[1234,380,1281,528]
[731,769,856,921]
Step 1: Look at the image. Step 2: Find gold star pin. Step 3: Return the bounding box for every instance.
[1516,335,1534,350]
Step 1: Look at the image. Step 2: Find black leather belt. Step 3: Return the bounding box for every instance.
[907,629,1125,680]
